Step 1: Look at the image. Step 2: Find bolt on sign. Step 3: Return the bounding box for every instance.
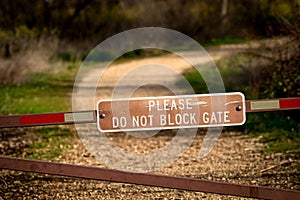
[97,92,245,132]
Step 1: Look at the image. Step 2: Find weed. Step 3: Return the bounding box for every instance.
[25,126,75,160]
[0,61,78,115]
[183,55,252,96]
[184,54,300,153]
[252,131,300,154]
[203,37,252,46]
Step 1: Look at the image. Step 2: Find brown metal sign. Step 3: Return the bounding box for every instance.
[97,92,245,132]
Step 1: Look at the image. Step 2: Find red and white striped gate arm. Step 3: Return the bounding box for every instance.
[246,97,300,112]
[0,110,97,128]
[0,97,299,128]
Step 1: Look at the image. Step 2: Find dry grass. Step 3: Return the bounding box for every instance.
[0,37,60,87]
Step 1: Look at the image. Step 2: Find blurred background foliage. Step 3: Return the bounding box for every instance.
[0,0,298,58]
[0,0,298,86]
[0,0,299,152]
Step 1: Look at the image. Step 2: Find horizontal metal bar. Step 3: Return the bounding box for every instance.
[0,156,299,199]
[0,98,299,128]
[0,110,97,128]
[246,97,300,112]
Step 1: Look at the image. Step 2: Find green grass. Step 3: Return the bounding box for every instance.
[0,62,79,115]
[256,131,300,153]
[202,37,252,46]
[113,48,169,64]
[0,86,70,114]
[25,126,75,160]
[247,111,299,153]
[183,55,252,96]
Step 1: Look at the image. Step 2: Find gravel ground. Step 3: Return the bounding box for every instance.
[0,128,299,199]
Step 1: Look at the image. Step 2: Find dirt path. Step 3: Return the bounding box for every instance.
[1,41,299,199]
[77,43,252,101]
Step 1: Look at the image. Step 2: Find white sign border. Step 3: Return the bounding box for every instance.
[96,92,246,132]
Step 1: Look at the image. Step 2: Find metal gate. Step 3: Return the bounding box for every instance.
[1,97,300,199]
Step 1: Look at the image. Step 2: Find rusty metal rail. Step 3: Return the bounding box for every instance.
[0,156,299,199]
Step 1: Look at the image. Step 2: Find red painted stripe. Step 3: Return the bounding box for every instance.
[280,98,300,109]
[20,113,65,125]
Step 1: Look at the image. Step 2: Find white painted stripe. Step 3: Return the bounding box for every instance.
[64,112,94,122]
[250,100,280,110]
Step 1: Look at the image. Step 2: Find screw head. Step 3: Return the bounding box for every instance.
[99,113,106,119]
[236,106,242,111]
